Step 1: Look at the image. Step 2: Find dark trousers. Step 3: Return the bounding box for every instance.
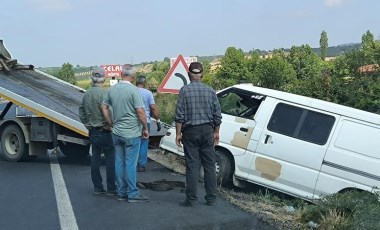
[182,124,216,203]
[89,128,116,191]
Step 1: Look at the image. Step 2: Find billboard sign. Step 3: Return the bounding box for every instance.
[101,65,123,78]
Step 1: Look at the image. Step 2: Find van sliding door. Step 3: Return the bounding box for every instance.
[249,101,337,199]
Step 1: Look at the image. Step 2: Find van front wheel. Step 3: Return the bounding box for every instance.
[199,149,233,186]
[216,149,232,186]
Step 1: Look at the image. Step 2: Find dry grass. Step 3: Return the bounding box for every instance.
[218,189,303,229]
[318,209,350,229]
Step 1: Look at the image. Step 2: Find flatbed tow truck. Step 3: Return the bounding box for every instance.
[0,39,166,161]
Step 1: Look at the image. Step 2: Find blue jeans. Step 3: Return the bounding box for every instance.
[112,134,141,198]
[89,129,116,191]
[138,123,150,168]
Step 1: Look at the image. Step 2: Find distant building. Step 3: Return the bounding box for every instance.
[208,59,220,72]
[358,64,379,74]
[74,71,91,77]
[325,57,337,61]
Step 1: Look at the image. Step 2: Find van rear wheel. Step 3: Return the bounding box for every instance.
[1,124,29,162]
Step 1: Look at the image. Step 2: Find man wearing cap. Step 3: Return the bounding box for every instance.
[79,67,116,196]
[136,75,161,172]
[175,62,222,207]
[101,64,150,203]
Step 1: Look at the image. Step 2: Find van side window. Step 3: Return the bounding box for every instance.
[298,110,335,144]
[268,103,335,145]
[218,89,262,120]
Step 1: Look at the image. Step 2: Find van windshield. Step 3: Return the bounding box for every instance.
[218,89,262,119]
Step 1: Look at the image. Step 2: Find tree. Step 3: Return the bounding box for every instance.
[292,68,332,100]
[287,45,323,81]
[361,30,375,50]
[43,68,60,78]
[272,48,287,59]
[146,61,170,90]
[199,61,216,86]
[215,47,250,89]
[343,49,366,77]
[361,30,377,64]
[372,40,380,65]
[58,62,76,85]
[320,30,328,60]
[328,48,380,112]
[152,61,169,73]
[253,55,296,91]
[245,51,261,80]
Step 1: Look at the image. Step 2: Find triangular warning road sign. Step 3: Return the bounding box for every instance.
[158,55,190,94]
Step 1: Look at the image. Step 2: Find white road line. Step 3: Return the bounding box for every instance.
[49,152,79,230]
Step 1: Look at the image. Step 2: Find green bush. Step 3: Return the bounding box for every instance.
[77,80,91,90]
[154,93,178,125]
[300,190,380,229]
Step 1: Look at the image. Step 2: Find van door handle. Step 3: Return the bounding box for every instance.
[240,127,248,132]
[264,135,271,144]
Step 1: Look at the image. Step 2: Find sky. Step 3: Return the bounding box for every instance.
[1,0,379,67]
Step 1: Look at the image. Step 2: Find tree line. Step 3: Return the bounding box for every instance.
[45,30,380,117]
[201,30,380,114]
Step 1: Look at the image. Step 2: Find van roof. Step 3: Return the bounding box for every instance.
[228,84,380,125]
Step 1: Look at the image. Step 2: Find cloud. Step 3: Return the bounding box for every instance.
[324,0,347,8]
[27,0,72,12]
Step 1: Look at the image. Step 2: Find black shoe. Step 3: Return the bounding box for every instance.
[106,190,118,196]
[179,200,196,207]
[206,200,216,206]
[128,194,149,203]
[137,166,146,172]
[93,188,106,195]
[117,195,128,201]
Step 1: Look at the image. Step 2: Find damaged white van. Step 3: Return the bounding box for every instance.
[160,84,380,201]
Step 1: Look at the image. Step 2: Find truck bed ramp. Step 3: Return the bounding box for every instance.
[0,69,88,136]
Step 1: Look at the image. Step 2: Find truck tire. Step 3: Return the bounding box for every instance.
[198,149,233,186]
[58,141,89,158]
[1,124,29,162]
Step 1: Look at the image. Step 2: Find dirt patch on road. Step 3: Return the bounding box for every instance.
[148,150,303,230]
[149,149,186,175]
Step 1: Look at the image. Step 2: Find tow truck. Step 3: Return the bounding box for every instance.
[0,39,166,161]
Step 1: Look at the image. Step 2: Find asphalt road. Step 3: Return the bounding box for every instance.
[0,151,275,230]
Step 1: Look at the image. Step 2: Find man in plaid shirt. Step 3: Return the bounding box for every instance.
[175,62,222,207]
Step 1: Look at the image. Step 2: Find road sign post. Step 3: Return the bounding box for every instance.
[158,55,192,94]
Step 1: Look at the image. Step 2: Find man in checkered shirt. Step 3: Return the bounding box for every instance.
[175,62,222,207]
